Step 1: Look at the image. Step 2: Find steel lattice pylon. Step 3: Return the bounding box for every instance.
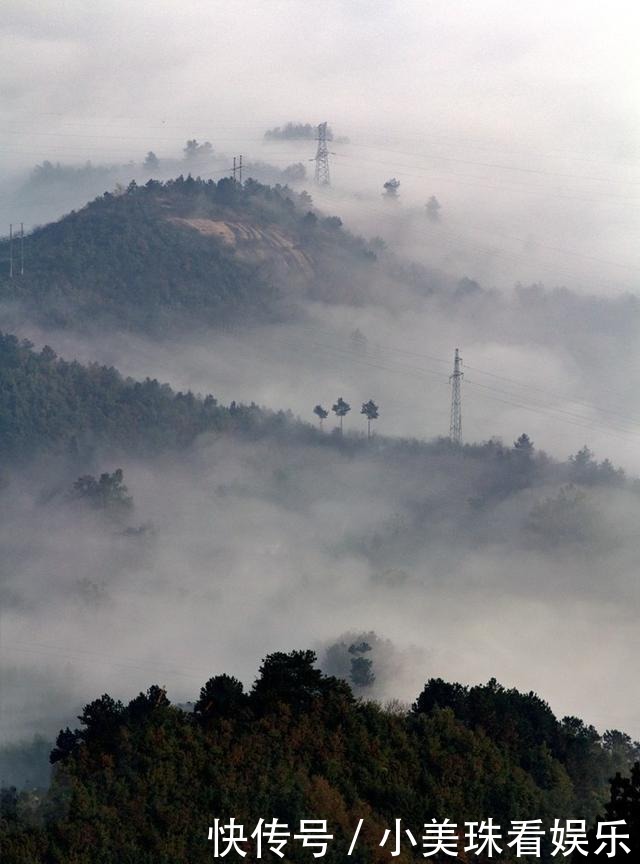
[449,347,463,444]
[313,122,331,186]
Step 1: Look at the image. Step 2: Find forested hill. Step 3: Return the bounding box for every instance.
[1,650,638,863]
[0,331,296,463]
[0,177,379,332]
[1,331,632,502]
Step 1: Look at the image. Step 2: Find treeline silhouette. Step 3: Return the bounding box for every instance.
[1,650,637,862]
[0,332,632,515]
[0,332,293,462]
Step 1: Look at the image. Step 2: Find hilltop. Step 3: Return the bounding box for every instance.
[0,177,382,333]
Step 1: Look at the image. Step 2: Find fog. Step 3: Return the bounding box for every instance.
[9,281,640,475]
[1,0,640,786]
[2,429,639,754]
[2,0,639,290]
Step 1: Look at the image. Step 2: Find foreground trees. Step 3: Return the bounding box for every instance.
[1,651,637,864]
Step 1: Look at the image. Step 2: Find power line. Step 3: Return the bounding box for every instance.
[333,198,639,293]
[350,335,640,419]
[258,328,640,442]
[5,118,638,179]
[332,150,640,205]
[3,128,638,215]
[339,139,640,187]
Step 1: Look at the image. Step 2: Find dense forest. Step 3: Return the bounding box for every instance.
[0,177,379,332]
[1,650,637,862]
[0,330,632,502]
[0,331,297,463]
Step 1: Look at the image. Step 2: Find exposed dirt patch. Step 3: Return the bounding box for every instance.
[169,217,314,278]
[170,218,236,244]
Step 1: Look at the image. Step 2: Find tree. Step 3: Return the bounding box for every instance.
[425,195,441,222]
[282,162,307,183]
[585,762,639,859]
[527,485,599,548]
[72,469,133,514]
[183,139,213,162]
[602,730,640,767]
[322,216,342,231]
[569,445,598,484]
[143,151,159,171]
[413,678,468,717]
[348,641,375,688]
[50,727,81,764]
[360,399,379,439]
[507,433,536,489]
[569,446,625,487]
[251,650,327,714]
[264,122,333,141]
[194,674,247,722]
[302,211,318,229]
[514,433,534,454]
[383,177,400,199]
[332,397,351,433]
[350,656,375,687]
[126,685,170,724]
[313,404,329,429]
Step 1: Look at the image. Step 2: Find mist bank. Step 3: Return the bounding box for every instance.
[1,338,639,754]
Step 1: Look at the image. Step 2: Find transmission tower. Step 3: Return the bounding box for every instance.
[232,155,243,184]
[312,122,331,186]
[449,347,463,444]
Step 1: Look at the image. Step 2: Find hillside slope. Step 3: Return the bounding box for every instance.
[0,177,379,332]
[0,331,298,463]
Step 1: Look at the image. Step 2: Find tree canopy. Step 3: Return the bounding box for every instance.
[1,650,637,863]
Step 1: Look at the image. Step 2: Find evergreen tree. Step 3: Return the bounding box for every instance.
[360,399,379,439]
[331,397,351,433]
[313,404,329,428]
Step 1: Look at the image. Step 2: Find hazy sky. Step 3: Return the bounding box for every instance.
[2,1,639,292]
[3,1,639,149]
